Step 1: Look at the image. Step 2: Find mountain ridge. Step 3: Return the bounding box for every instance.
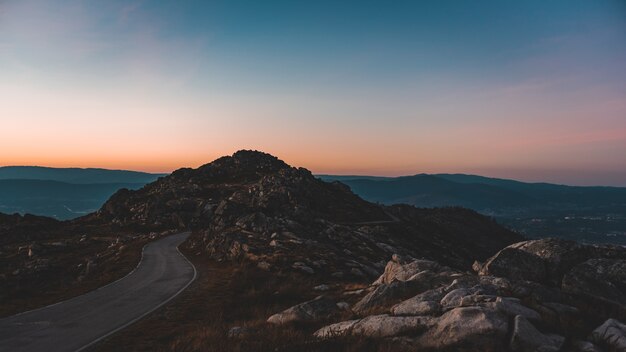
[0,166,165,184]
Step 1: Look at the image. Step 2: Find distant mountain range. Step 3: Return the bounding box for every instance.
[0,166,165,184]
[318,173,626,212]
[0,167,164,219]
[1,166,625,244]
[319,174,626,245]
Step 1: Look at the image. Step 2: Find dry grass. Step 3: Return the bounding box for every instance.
[0,236,147,317]
[89,249,413,352]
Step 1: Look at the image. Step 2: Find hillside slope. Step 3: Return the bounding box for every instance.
[320,174,626,244]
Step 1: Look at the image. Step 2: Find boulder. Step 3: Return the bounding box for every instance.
[416,306,509,351]
[562,258,626,307]
[257,261,271,271]
[314,319,359,338]
[336,301,350,310]
[392,300,440,316]
[439,284,498,310]
[373,256,442,285]
[491,297,541,321]
[570,340,602,352]
[390,287,446,316]
[314,314,435,339]
[440,288,475,309]
[353,280,429,313]
[292,262,315,274]
[475,247,547,283]
[314,284,330,291]
[509,315,564,352]
[591,318,626,351]
[267,297,339,325]
[511,238,593,285]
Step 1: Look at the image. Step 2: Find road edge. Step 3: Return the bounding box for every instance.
[75,234,198,352]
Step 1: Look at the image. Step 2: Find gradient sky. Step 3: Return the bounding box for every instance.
[1,1,625,186]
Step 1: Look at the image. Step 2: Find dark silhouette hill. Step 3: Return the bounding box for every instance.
[319,174,626,244]
[0,179,150,220]
[0,167,164,219]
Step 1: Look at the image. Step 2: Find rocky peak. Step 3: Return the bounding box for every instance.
[195,150,291,181]
[91,150,388,230]
[86,151,522,273]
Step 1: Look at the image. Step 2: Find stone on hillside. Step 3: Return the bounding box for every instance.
[479,276,512,294]
[336,301,350,310]
[392,300,440,316]
[570,340,602,352]
[314,284,330,291]
[391,287,447,316]
[491,297,541,321]
[510,238,593,285]
[257,261,271,271]
[350,314,434,338]
[509,315,564,352]
[562,258,626,306]
[331,271,344,279]
[440,288,473,308]
[292,262,315,274]
[511,280,562,303]
[416,306,509,351]
[591,318,626,351]
[440,287,494,309]
[267,297,338,325]
[373,256,441,285]
[350,268,365,277]
[353,280,429,313]
[314,320,359,338]
[475,247,547,283]
[314,314,435,339]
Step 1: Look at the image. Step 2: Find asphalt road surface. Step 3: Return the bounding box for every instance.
[0,232,196,352]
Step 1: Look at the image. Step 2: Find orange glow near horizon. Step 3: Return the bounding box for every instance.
[1,1,625,186]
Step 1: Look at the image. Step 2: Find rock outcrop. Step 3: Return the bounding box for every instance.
[591,319,626,351]
[267,297,339,325]
[308,249,626,351]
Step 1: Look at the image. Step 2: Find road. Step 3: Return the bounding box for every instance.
[0,232,197,352]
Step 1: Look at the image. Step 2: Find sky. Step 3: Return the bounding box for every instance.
[1,0,625,186]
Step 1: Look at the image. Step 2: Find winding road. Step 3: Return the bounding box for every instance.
[0,232,196,352]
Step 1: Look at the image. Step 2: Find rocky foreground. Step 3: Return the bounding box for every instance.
[263,238,626,351]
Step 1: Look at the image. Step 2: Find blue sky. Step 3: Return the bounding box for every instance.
[1,0,625,185]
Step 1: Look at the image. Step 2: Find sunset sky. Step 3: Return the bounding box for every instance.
[1,1,625,186]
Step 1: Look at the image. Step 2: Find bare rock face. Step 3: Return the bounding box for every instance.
[509,315,564,352]
[476,239,626,287]
[562,258,626,306]
[314,319,360,338]
[391,287,447,316]
[267,297,339,325]
[314,314,435,338]
[570,340,603,352]
[373,256,442,285]
[353,280,428,313]
[416,306,509,352]
[591,318,626,351]
[490,297,541,321]
[391,300,440,316]
[475,238,626,324]
[474,247,547,283]
[308,249,626,351]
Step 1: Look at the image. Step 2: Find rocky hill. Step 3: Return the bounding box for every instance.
[88,150,522,271]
